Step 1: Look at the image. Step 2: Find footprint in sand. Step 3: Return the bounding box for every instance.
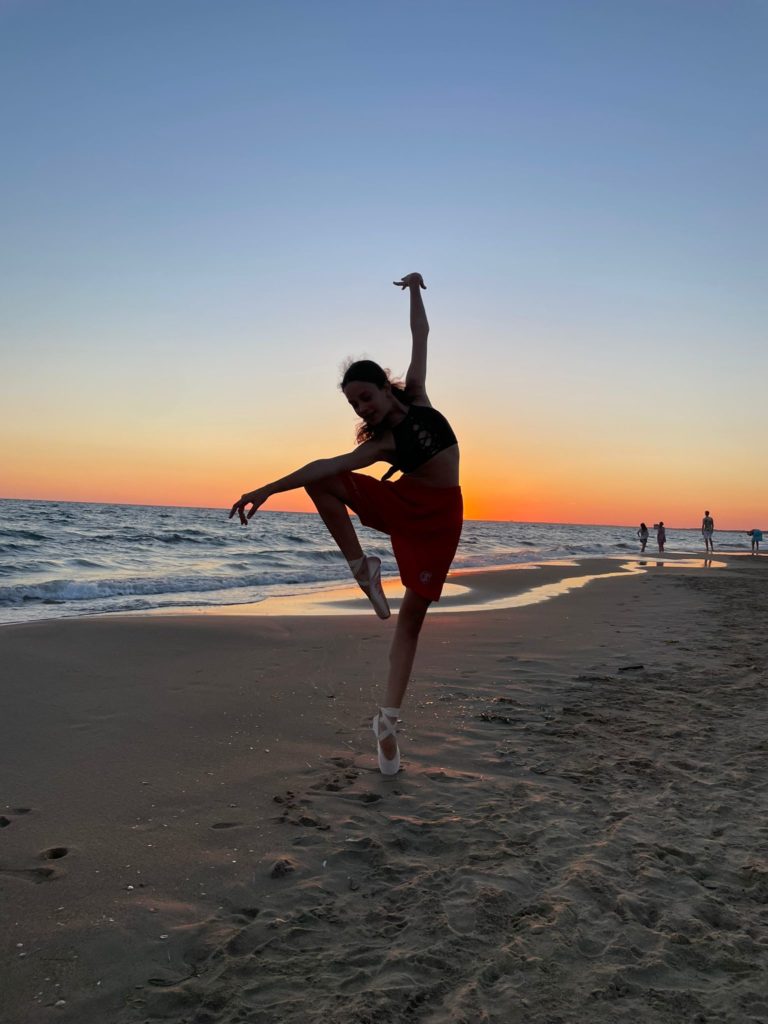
[1,837,67,881]
[0,866,59,883]
[309,772,359,794]
[270,857,298,878]
[0,813,64,881]
[0,807,33,827]
[41,846,69,860]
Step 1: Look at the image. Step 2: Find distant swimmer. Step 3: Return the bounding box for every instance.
[656,521,666,554]
[702,510,715,553]
[637,522,649,553]
[747,528,763,555]
[230,274,462,776]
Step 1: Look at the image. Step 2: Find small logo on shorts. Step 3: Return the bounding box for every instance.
[419,571,433,584]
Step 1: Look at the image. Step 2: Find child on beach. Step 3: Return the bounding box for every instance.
[230,274,462,776]
[747,528,763,554]
[637,522,649,552]
[656,522,666,554]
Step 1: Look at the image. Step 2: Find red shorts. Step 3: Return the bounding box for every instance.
[341,472,463,602]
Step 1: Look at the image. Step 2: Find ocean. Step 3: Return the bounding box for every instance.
[0,498,751,626]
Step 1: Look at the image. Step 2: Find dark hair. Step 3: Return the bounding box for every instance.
[340,359,410,443]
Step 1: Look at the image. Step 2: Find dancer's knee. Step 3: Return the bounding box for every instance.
[305,478,333,502]
[305,474,346,502]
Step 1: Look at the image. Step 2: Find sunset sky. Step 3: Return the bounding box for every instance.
[2,1,766,528]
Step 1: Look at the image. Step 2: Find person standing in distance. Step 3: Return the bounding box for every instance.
[747,528,763,555]
[637,522,649,553]
[656,521,666,554]
[702,510,715,553]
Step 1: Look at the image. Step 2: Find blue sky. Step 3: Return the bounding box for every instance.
[1,1,766,524]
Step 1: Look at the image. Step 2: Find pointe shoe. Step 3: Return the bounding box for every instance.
[372,707,401,776]
[355,556,391,620]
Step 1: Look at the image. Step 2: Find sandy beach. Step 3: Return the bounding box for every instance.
[2,554,768,1024]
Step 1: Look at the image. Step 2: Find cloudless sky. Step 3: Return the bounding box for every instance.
[2,0,766,527]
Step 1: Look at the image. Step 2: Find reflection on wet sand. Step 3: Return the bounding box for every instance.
[171,555,727,618]
[636,557,726,570]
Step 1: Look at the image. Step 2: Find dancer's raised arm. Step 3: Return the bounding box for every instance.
[393,272,429,404]
[229,438,389,525]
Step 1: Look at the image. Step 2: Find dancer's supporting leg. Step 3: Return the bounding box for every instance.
[305,476,390,618]
[375,589,431,765]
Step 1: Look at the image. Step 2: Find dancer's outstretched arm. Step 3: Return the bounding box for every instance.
[229,438,388,525]
[394,272,429,404]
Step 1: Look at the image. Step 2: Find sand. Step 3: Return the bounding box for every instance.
[1,554,768,1023]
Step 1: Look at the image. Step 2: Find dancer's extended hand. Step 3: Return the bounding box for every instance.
[229,489,268,525]
[393,272,426,290]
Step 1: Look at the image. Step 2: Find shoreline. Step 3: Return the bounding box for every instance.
[2,554,767,1022]
[164,552,730,617]
[1,550,746,629]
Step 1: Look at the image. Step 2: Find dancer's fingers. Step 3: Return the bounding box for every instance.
[393,273,426,289]
[229,499,250,525]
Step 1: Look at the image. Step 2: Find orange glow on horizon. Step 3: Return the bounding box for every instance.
[3,427,767,531]
[3,474,763,532]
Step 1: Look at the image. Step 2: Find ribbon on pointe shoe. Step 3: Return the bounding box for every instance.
[355,556,391,620]
[372,706,401,776]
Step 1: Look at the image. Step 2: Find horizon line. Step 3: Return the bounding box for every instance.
[0,495,752,533]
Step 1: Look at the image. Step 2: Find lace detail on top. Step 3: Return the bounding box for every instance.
[389,405,458,474]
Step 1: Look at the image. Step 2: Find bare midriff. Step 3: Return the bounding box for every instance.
[401,445,460,487]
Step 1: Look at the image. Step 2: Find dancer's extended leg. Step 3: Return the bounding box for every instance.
[305,476,390,618]
[305,476,363,560]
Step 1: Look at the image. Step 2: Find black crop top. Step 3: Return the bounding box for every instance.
[387,404,458,475]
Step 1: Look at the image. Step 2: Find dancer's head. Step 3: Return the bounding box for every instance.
[340,360,409,442]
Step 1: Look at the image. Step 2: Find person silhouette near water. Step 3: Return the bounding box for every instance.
[747,528,763,555]
[656,521,666,554]
[637,522,649,552]
[702,510,715,553]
